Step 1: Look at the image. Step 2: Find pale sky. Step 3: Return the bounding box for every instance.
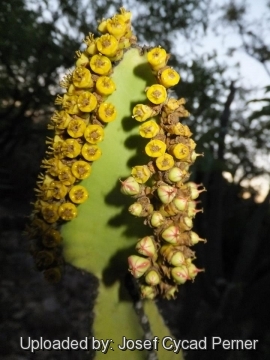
[203,0,270,89]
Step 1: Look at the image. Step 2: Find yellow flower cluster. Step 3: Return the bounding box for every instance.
[122,46,206,299]
[26,8,206,298]
[27,8,135,283]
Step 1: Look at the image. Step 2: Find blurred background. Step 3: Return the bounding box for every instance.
[1,0,270,359]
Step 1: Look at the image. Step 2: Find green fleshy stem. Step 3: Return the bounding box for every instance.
[61,49,184,359]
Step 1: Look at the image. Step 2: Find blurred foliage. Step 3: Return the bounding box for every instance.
[0,0,78,202]
[1,0,270,359]
[248,86,270,120]
[221,0,270,75]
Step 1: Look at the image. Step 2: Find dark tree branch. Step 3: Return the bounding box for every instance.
[218,81,236,161]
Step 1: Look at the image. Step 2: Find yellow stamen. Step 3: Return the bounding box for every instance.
[145,139,166,157]
[71,160,92,180]
[84,124,105,144]
[90,54,112,75]
[69,185,89,204]
[146,84,167,104]
[97,102,117,122]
